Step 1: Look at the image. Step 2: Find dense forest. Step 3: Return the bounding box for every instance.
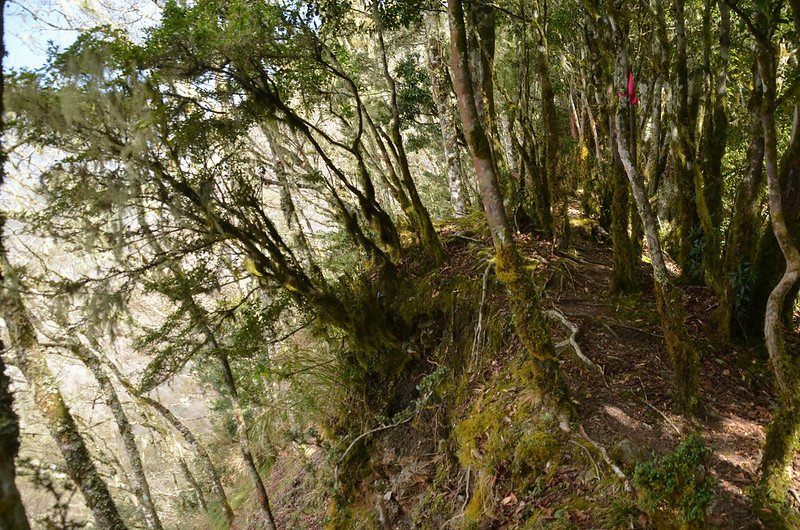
[0,0,799,527]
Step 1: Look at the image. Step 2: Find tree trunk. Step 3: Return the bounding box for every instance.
[218,355,277,530]
[720,65,764,340]
[753,0,800,504]
[135,203,274,528]
[533,0,567,245]
[0,355,29,530]
[71,344,163,530]
[0,3,31,526]
[371,0,444,264]
[177,456,208,514]
[0,271,127,529]
[109,361,234,526]
[673,0,703,283]
[426,12,470,217]
[611,30,702,416]
[447,0,572,422]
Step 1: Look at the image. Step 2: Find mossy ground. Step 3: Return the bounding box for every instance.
[250,212,800,529]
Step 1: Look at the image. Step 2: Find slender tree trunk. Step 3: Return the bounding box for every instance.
[426,12,470,216]
[177,456,208,514]
[673,0,703,283]
[0,273,127,529]
[752,0,800,504]
[0,3,30,526]
[371,0,444,264]
[447,0,572,423]
[0,355,28,530]
[610,113,637,293]
[720,65,764,340]
[135,205,275,528]
[71,344,163,530]
[611,26,702,416]
[533,0,567,245]
[109,361,234,526]
[218,356,276,530]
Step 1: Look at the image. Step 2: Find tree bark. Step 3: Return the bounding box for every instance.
[108,361,234,526]
[218,355,277,530]
[0,355,28,530]
[0,270,127,530]
[135,206,275,529]
[426,12,470,217]
[751,0,800,505]
[611,25,702,416]
[371,0,444,263]
[0,1,31,525]
[673,0,703,283]
[720,65,764,340]
[533,0,567,245]
[71,344,163,530]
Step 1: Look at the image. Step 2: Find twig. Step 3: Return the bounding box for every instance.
[570,440,600,481]
[544,309,604,375]
[334,415,414,491]
[452,232,486,244]
[579,425,635,494]
[462,467,471,512]
[642,400,681,435]
[471,262,494,369]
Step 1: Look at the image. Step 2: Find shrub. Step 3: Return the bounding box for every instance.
[633,434,715,526]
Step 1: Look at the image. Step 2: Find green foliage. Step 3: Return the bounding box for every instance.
[394,54,434,122]
[728,260,756,319]
[633,435,715,526]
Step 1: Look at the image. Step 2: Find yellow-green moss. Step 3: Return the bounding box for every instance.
[512,431,561,488]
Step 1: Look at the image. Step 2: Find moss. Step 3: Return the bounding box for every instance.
[494,244,573,419]
[512,431,561,488]
[754,391,800,516]
[654,283,703,416]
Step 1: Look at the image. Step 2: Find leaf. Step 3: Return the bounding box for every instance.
[501,492,517,506]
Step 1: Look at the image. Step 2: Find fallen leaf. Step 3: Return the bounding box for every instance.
[501,492,518,506]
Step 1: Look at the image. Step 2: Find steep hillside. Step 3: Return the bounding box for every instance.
[220,215,800,530]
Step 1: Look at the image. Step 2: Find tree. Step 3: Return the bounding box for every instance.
[447,0,572,422]
[0,0,30,525]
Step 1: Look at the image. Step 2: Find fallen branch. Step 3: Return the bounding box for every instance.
[544,308,603,374]
[579,425,635,494]
[642,399,681,435]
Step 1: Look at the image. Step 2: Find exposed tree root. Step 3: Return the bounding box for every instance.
[544,308,604,375]
[579,425,635,494]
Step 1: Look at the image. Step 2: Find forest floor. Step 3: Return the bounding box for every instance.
[258,209,800,530]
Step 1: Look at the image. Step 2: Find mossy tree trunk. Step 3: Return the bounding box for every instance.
[371,0,444,264]
[135,206,276,529]
[672,0,704,284]
[107,361,235,526]
[532,0,567,246]
[720,64,764,341]
[0,4,30,526]
[611,136,637,291]
[0,354,29,530]
[447,0,572,422]
[610,27,703,416]
[0,265,127,530]
[749,0,800,505]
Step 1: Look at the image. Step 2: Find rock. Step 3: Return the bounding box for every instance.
[611,438,648,469]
